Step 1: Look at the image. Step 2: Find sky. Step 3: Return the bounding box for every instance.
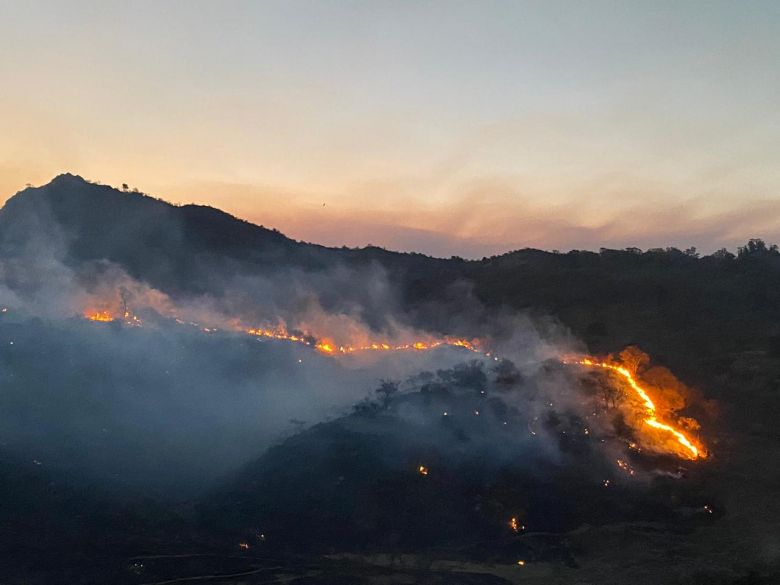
[1,0,779,257]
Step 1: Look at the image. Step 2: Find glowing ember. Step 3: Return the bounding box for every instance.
[509,517,524,533]
[569,356,705,460]
[616,458,636,476]
[418,465,429,476]
[124,313,142,326]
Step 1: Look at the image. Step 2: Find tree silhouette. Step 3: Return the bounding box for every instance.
[738,238,779,258]
[376,379,399,407]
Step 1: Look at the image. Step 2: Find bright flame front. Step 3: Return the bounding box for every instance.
[571,357,705,460]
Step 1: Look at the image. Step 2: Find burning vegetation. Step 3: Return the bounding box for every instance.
[84,310,114,322]
[566,348,706,461]
[79,300,707,464]
[247,325,478,355]
[205,352,715,563]
[83,305,479,356]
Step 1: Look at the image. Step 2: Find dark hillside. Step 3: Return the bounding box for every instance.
[0,175,461,303]
[4,176,780,383]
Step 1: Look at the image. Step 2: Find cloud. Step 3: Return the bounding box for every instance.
[157,177,780,259]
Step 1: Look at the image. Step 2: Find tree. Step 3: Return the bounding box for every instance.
[600,381,623,409]
[711,248,735,261]
[738,238,779,258]
[618,346,650,374]
[492,359,521,386]
[375,379,399,407]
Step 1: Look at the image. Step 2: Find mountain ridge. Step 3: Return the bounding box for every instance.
[4,173,780,371]
[0,173,455,260]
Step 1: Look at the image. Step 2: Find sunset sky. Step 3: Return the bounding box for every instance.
[2,1,780,257]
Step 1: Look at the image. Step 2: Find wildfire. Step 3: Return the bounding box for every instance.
[85,310,113,322]
[83,306,478,358]
[246,324,478,356]
[418,464,429,476]
[78,298,708,464]
[318,338,478,355]
[570,356,705,460]
[247,326,309,345]
[84,309,142,326]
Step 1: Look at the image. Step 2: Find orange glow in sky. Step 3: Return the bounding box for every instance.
[2,2,780,257]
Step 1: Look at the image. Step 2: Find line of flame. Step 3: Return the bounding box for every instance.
[572,357,703,460]
[83,310,704,461]
[245,326,478,355]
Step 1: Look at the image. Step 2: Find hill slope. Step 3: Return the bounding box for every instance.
[4,174,780,366]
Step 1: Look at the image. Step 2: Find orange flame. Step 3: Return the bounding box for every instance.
[85,310,113,322]
[79,301,706,463]
[571,357,705,460]
[246,324,478,356]
[84,309,142,326]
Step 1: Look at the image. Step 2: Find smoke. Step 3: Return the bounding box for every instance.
[0,314,488,497]
[0,180,698,504]
[207,351,715,552]
[0,188,546,498]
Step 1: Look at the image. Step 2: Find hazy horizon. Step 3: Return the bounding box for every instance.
[8,172,776,259]
[2,1,780,257]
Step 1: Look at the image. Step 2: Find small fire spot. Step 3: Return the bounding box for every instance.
[509,517,525,533]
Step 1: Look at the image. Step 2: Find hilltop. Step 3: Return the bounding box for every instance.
[3,174,780,368]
